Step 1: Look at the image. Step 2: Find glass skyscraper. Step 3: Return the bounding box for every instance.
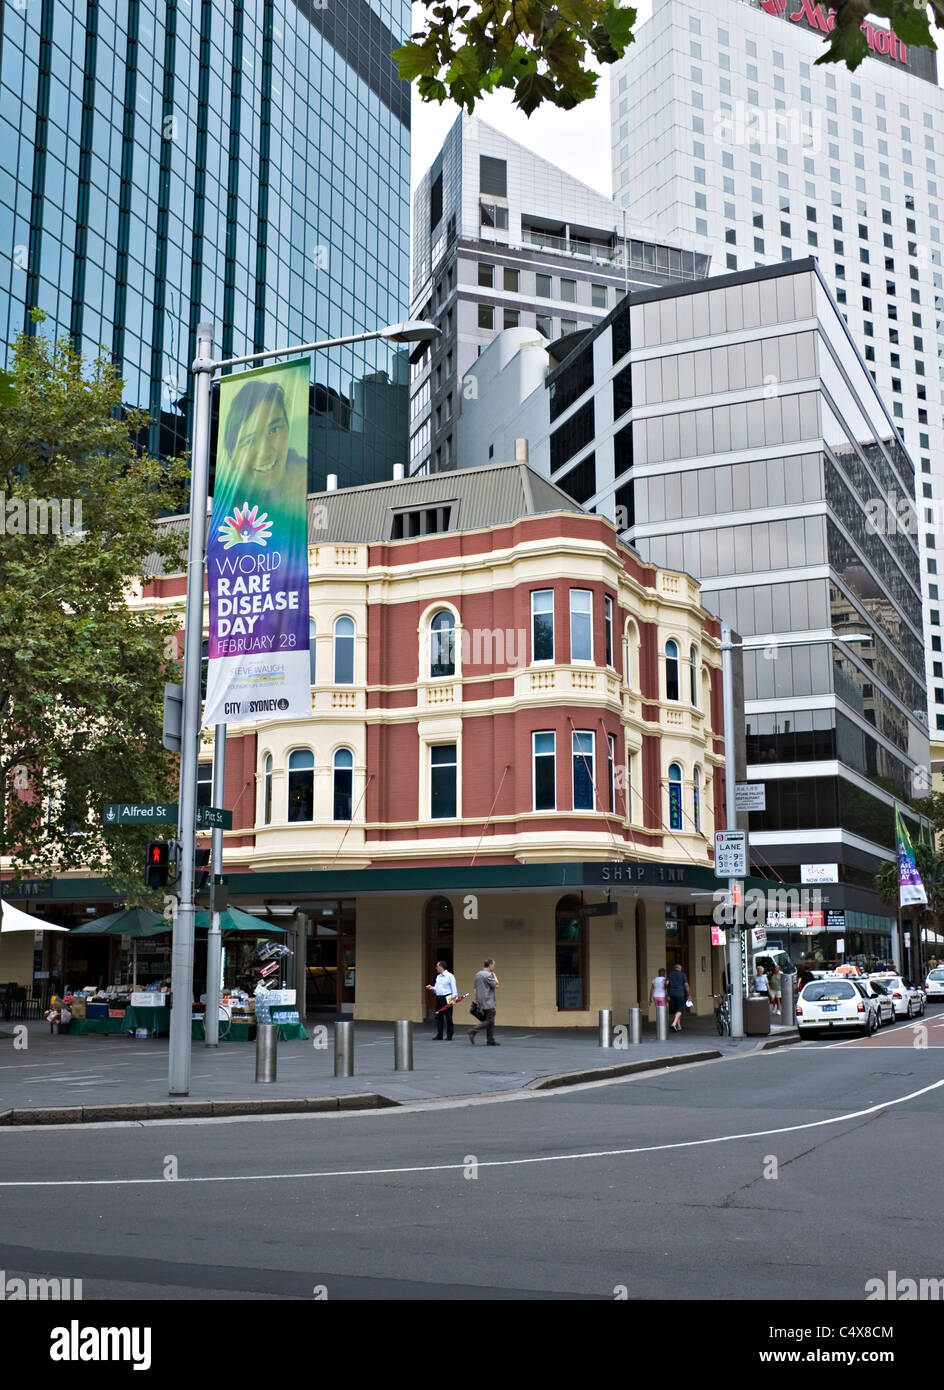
[0,0,412,486]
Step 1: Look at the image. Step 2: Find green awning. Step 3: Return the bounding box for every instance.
[70,906,169,937]
[193,905,287,933]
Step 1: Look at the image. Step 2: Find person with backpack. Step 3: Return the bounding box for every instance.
[667,963,690,1031]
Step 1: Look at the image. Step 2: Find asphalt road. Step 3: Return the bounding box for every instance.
[0,1031,941,1301]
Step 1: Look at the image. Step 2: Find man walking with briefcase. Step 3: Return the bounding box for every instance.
[469,958,499,1045]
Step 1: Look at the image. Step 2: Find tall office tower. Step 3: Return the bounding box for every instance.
[409,112,709,475]
[0,0,412,488]
[610,0,944,741]
[458,259,930,951]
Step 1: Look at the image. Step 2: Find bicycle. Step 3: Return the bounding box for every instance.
[712,992,731,1036]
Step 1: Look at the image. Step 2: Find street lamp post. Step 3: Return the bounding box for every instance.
[168,318,440,1095]
[718,627,870,1041]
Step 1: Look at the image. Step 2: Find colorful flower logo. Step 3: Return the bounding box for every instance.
[218,502,273,550]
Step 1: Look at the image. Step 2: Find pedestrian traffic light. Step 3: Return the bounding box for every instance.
[194,848,211,893]
[145,841,170,888]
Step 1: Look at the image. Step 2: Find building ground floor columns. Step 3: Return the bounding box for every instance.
[2,860,907,1027]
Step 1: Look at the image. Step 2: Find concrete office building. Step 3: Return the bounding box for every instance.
[609,0,944,741]
[458,258,930,961]
[0,0,413,487]
[409,113,709,475]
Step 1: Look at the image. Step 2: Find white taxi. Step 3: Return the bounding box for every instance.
[925,967,944,1001]
[868,973,925,1019]
[795,977,880,1037]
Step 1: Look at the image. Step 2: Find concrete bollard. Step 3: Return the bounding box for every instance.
[598,1008,613,1048]
[656,1003,669,1041]
[394,1019,413,1071]
[254,1023,277,1083]
[628,1006,642,1045]
[334,1020,354,1078]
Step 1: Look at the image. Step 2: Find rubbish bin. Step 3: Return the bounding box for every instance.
[744,995,771,1036]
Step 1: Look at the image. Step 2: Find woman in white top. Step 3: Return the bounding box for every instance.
[648,968,668,1011]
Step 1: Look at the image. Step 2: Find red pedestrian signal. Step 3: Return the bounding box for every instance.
[145,841,170,888]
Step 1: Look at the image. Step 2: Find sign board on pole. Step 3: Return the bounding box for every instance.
[735,783,766,812]
[580,902,618,917]
[103,803,178,826]
[801,863,839,884]
[195,805,233,830]
[751,926,767,948]
[162,683,183,753]
[714,830,747,878]
[836,938,845,955]
[711,926,727,946]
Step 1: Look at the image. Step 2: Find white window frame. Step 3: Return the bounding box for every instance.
[532,730,556,812]
[531,589,555,664]
[570,588,593,663]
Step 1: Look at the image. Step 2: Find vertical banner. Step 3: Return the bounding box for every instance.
[895,807,928,907]
[204,358,311,727]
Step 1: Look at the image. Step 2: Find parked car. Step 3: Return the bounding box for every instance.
[925,967,944,1001]
[796,978,880,1037]
[853,978,895,1026]
[868,973,925,1019]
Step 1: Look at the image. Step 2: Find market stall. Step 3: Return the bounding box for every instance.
[66,909,172,1034]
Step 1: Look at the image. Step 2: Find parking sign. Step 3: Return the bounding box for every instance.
[714,830,747,878]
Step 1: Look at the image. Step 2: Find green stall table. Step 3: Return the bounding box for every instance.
[67,1016,127,1035]
[123,1005,171,1036]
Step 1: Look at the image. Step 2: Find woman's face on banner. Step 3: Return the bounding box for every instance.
[233,396,290,483]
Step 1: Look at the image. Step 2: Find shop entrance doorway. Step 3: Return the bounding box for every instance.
[665,908,690,978]
[424,897,454,1021]
[306,899,356,1014]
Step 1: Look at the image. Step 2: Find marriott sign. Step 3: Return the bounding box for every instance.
[755,0,938,83]
[760,0,907,64]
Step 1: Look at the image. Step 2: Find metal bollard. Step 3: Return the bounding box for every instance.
[656,1003,669,1041]
[628,1006,642,1045]
[598,1008,613,1048]
[334,1020,354,1078]
[394,1019,413,1071]
[255,1023,277,1083]
[781,973,795,1026]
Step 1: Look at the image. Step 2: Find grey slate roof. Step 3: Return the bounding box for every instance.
[145,462,587,576]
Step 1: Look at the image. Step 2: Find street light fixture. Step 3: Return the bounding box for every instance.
[168,318,441,1096]
[720,626,872,1041]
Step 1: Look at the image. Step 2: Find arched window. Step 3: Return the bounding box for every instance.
[624,622,638,690]
[665,640,680,702]
[690,645,698,705]
[333,616,355,684]
[332,748,354,822]
[287,749,314,822]
[693,765,701,833]
[430,610,455,678]
[555,895,587,1011]
[309,619,317,684]
[263,754,273,825]
[668,762,683,831]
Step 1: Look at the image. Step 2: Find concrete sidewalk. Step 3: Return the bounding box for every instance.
[0,1013,799,1124]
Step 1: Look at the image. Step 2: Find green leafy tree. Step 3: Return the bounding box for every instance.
[396,1,944,116]
[0,329,187,899]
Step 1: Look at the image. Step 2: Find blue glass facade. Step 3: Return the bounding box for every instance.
[0,0,411,485]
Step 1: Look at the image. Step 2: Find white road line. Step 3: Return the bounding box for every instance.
[827,1018,937,1047]
[0,1076,940,1188]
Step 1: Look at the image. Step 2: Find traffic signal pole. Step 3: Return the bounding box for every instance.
[204,724,226,1047]
[721,625,745,1041]
[168,322,215,1096]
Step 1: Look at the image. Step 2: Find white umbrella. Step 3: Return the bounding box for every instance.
[1,899,69,932]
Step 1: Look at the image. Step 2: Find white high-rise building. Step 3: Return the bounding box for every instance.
[410,114,708,476]
[611,0,944,738]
